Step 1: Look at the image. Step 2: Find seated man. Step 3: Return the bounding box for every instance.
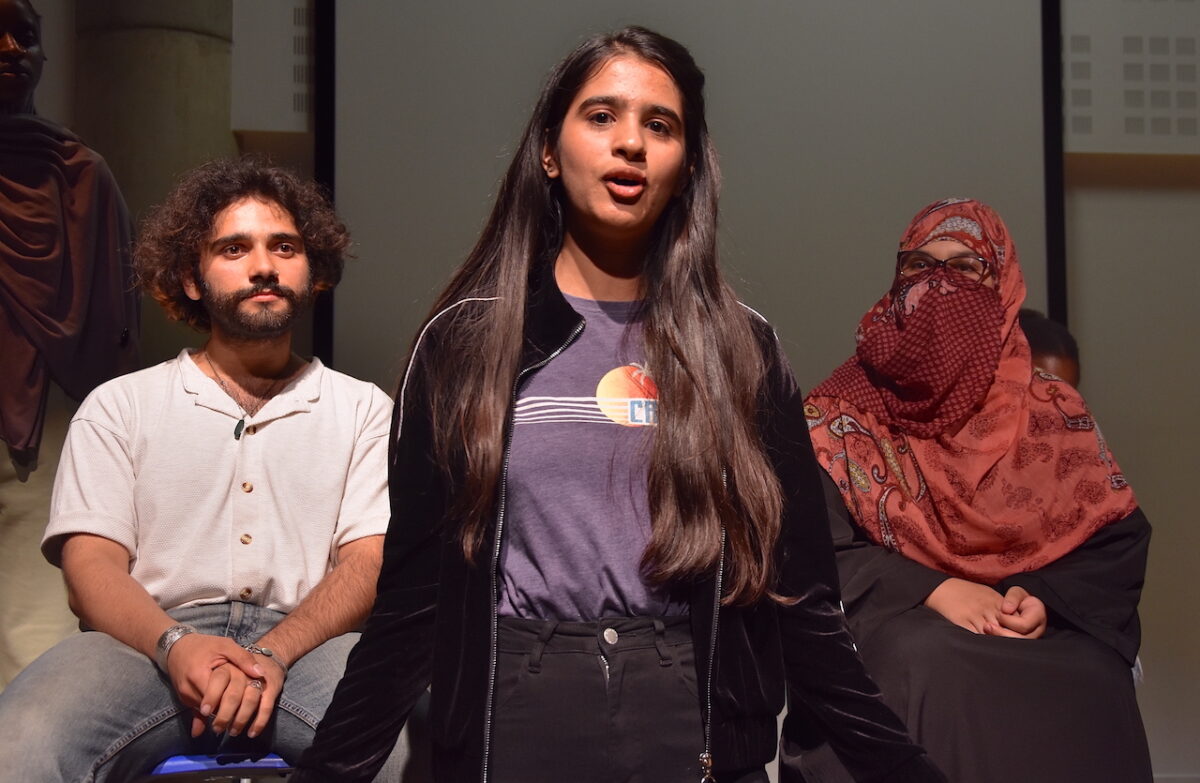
[0,157,401,781]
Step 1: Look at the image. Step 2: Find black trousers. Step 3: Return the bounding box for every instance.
[490,616,768,783]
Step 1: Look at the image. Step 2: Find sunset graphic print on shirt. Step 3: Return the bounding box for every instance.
[514,362,659,427]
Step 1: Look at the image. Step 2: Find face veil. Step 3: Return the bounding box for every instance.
[805,198,1136,583]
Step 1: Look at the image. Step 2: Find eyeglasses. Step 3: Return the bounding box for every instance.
[896,250,992,284]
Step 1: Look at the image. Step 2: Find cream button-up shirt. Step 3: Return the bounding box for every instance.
[43,350,392,614]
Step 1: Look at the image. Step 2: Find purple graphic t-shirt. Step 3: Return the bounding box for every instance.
[497,294,687,620]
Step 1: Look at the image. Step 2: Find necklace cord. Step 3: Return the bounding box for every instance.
[202,352,291,418]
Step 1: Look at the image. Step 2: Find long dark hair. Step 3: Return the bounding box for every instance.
[415,26,782,605]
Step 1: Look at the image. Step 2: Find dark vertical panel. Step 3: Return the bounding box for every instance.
[1042,0,1068,323]
[312,0,336,365]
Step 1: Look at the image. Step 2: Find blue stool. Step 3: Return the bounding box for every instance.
[135,753,292,782]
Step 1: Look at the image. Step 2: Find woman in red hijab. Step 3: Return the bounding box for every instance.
[803,198,1152,783]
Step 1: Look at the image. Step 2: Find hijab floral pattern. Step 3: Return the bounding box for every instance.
[806,198,1135,582]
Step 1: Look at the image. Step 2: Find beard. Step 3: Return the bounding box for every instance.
[201,278,314,341]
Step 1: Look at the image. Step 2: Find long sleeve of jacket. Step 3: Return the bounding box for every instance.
[292,346,443,783]
[759,336,945,783]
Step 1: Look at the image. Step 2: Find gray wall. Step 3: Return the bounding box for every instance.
[1067,181,1200,781]
[1059,1,1200,772]
[332,1,1048,393]
[29,0,73,125]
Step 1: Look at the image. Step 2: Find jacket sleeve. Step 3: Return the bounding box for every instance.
[998,507,1150,665]
[757,333,945,783]
[824,471,949,643]
[292,341,444,782]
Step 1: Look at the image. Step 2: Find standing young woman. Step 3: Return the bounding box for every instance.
[293,28,945,783]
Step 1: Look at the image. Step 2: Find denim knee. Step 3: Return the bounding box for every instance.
[0,630,184,780]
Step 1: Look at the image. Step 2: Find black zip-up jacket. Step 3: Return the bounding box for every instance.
[294,272,945,783]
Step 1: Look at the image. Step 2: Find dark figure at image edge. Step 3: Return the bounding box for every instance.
[0,0,137,690]
[0,0,137,475]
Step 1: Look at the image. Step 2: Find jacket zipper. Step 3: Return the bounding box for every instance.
[699,526,726,783]
[481,320,584,783]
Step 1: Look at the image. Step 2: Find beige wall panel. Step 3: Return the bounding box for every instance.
[1066,181,1200,780]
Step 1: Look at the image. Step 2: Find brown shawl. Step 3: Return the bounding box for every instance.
[0,114,138,471]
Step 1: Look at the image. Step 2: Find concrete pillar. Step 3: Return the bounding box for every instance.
[73,0,237,364]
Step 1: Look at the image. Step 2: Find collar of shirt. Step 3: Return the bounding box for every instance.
[178,348,324,424]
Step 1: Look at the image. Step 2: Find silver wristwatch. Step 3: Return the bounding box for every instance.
[154,623,197,671]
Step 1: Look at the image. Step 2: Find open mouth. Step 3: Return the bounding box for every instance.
[604,170,647,200]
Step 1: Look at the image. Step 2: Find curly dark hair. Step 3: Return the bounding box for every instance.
[134,156,350,331]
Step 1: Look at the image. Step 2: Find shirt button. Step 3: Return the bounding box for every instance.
[603,627,619,645]
[241,482,253,493]
[239,587,253,599]
[239,533,253,545]
[246,425,257,435]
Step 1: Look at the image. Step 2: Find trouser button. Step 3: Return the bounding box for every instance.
[602,627,618,644]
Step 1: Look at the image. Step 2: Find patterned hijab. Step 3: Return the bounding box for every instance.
[805,198,1135,582]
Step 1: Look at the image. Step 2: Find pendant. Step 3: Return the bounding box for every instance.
[234,419,245,440]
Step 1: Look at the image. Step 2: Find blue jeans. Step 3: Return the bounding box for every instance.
[0,602,408,782]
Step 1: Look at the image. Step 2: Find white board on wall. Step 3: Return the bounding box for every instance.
[1063,0,1200,155]
[231,0,312,134]
[333,1,1047,393]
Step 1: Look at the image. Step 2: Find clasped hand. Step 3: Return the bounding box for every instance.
[165,634,287,738]
[923,578,1047,639]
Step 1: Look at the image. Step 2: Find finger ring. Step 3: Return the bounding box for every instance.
[249,679,264,690]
